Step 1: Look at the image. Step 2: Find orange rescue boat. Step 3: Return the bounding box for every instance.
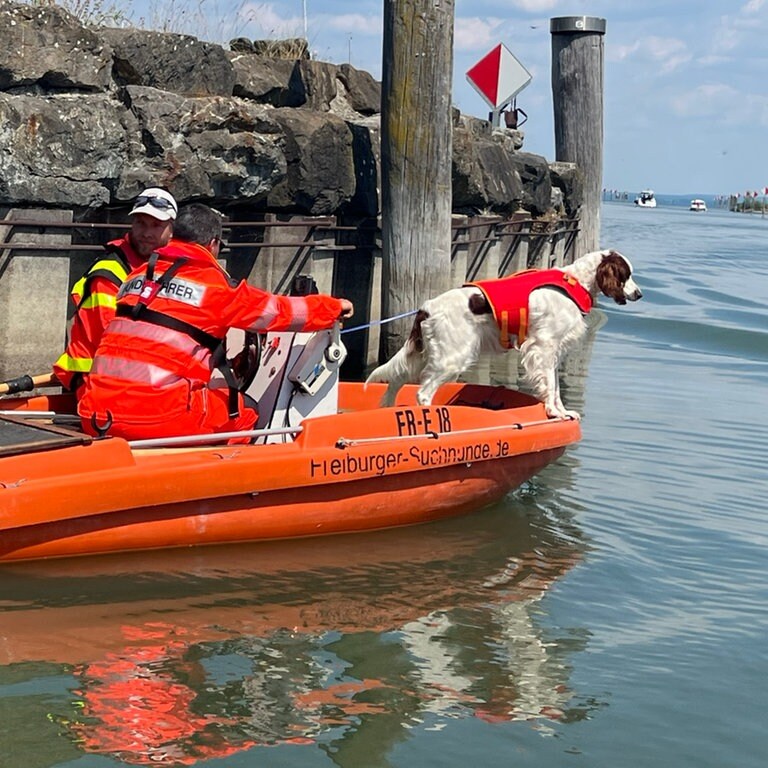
[0,330,580,563]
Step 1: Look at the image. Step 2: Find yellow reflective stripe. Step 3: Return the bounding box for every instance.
[79,292,118,310]
[71,259,129,302]
[88,258,129,281]
[72,275,87,298]
[54,352,93,373]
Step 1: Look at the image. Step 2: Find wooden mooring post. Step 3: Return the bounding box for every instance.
[380,0,455,360]
[550,16,606,255]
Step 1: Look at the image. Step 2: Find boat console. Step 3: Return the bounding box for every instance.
[241,324,347,443]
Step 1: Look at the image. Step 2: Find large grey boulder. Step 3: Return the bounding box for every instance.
[267,109,356,215]
[0,92,127,206]
[119,86,286,203]
[230,54,381,116]
[452,117,552,216]
[292,60,338,112]
[0,3,112,92]
[100,27,236,97]
[337,64,380,115]
[549,162,583,217]
[230,54,302,107]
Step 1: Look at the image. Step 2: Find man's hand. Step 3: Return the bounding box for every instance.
[338,299,354,319]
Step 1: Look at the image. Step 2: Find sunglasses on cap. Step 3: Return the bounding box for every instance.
[133,195,177,212]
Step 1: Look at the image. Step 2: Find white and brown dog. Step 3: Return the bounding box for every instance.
[366,249,642,419]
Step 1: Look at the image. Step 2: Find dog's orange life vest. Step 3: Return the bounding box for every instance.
[465,269,593,348]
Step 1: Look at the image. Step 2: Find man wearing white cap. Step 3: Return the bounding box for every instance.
[53,187,178,395]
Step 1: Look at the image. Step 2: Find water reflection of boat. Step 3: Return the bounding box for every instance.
[634,189,657,207]
[0,502,591,765]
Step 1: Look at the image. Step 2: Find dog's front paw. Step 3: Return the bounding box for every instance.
[545,403,581,421]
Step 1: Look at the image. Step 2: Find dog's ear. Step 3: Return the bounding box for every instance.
[596,254,631,304]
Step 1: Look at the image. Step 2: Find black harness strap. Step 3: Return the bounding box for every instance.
[131,253,189,319]
[117,304,221,351]
[84,268,124,288]
[118,254,241,418]
[211,344,242,418]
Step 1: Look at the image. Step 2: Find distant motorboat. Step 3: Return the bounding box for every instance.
[634,190,657,208]
[689,199,707,212]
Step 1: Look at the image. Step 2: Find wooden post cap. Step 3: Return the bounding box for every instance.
[550,16,606,35]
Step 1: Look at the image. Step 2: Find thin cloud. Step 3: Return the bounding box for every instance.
[454,17,505,51]
[711,7,768,58]
[672,82,768,127]
[742,0,765,13]
[324,13,382,37]
[237,2,303,38]
[506,0,560,11]
[611,36,691,74]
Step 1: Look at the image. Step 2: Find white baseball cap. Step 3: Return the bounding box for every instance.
[129,187,178,221]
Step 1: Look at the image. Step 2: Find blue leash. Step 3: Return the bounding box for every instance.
[341,309,418,335]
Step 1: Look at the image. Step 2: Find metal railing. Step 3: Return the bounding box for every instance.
[0,213,579,263]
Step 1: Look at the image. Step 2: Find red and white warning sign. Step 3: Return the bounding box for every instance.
[466,43,532,110]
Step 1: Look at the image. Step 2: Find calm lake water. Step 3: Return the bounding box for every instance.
[1,201,766,767]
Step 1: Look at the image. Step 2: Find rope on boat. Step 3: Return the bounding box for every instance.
[336,431,439,448]
[335,416,573,448]
[341,309,419,335]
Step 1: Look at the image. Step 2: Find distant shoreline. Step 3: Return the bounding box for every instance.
[602,191,730,208]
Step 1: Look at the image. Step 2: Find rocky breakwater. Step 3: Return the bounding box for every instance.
[0,1,582,219]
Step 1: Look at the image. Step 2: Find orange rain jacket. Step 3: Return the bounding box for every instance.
[465,269,593,348]
[78,238,345,440]
[53,235,145,392]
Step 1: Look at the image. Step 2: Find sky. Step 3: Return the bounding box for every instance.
[127,0,768,196]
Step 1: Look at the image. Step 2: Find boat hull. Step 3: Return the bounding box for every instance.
[0,382,579,562]
[2,448,563,561]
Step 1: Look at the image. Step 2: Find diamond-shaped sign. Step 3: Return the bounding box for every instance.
[466,43,532,110]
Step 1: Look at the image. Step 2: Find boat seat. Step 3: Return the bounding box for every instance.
[0,415,91,458]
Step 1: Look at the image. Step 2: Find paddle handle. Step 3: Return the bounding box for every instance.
[0,372,59,396]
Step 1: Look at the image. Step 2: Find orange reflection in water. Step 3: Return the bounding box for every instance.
[4,501,588,764]
[72,624,257,765]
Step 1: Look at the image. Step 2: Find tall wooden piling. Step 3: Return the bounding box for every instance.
[550,16,606,255]
[379,0,455,360]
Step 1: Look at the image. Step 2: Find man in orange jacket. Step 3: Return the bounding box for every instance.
[78,204,354,440]
[53,187,177,394]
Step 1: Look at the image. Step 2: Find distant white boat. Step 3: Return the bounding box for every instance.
[634,190,657,208]
[689,199,707,212]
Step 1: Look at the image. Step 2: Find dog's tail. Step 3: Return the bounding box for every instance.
[365,310,428,405]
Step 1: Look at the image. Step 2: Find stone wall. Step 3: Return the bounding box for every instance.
[0,2,582,219]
